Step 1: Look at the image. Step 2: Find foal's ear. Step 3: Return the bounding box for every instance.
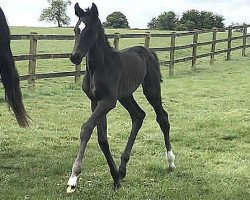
[91,3,99,18]
[74,3,84,17]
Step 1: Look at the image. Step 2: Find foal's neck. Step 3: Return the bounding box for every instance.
[88,21,112,69]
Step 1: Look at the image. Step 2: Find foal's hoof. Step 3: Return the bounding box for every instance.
[67,175,78,193]
[113,181,121,191]
[168,164,176,171]
[118,167,126,180]
[67,185,76,193]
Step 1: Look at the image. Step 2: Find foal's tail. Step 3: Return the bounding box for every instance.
[1,64,30,127]
[149,50,163,82]
[0,7,30,127]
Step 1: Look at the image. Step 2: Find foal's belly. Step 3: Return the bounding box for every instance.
[117,62,146,99]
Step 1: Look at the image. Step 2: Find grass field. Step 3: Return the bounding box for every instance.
[0,27,250,200]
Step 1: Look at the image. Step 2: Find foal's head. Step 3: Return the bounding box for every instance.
[70,3,100,65]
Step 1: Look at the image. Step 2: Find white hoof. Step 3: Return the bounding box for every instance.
[67,176,77,193]
[169,163,176,170]
[166,150,176,170]
[67,185,76,193]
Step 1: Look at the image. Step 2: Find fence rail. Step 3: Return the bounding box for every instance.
[1,24,249,89]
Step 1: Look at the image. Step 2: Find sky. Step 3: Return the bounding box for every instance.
[0,0,250,28]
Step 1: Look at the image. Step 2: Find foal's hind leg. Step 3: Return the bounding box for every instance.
[118,95,146,180]
[142,81,176,170]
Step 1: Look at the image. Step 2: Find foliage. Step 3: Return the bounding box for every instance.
[180,9,200,28]
[148,9,224,31]
[180,9,224,30]
[147,17,158,30]
[183,20,196,31]
[39,0,71,27]
[175,23,187,31]
[103,12,130,28]
[148,11,178,30]
[213,15,225,28]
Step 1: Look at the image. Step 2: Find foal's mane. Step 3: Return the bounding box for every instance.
[96,19,112,49]
[78,5,112,50]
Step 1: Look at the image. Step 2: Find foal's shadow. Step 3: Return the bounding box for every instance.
[146,164,175,177]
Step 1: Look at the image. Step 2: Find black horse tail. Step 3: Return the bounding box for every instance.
[0,7,30,127]
[150,50,163,82]
[1,64,30,127]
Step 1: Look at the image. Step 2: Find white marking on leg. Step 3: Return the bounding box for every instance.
[67,175,77,186]
[67,175,78,193]
[165,150,176,170]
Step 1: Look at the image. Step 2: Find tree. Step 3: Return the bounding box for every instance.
[180,9,200,29]
[175,23,186,31]
[184,20,196,31]
[147,17,158,29]
[180,10,224,30]
[148,9,224,31]
[214,15,224,29]
[103,12,129,28]
[39,0,71,27]
[200,11,214,29]
[148,11,178,30]
[157,11,178,30]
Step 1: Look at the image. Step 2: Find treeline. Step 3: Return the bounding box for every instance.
[102,9,224,31]
[39,0,225,31]
[148,10,224,31]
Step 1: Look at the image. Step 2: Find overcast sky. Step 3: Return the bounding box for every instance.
[1,0,250,28]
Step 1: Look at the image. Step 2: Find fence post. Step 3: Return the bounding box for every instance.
[210,27,217,65]
[192,29,199,71]
[169,32,176,77]
[226,26,233,60]
[242,23,247,57]
[28,32,38,90]
[114,33,120,50]
[74,63,81,84]
[144,32,151,48]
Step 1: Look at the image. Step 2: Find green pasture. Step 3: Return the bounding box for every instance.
[0,27,249,199]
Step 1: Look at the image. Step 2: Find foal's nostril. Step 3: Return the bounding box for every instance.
[70,53,81,65]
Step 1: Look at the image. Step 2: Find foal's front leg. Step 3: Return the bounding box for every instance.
[92,101,120,189]
[97,114,121,190]
[67,99,116,193]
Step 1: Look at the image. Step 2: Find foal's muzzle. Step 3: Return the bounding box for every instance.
[70,53,82,65]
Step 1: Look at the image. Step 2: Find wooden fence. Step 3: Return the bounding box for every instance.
[1,24,250,89]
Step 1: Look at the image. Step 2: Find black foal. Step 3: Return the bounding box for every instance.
[67,3,175,193]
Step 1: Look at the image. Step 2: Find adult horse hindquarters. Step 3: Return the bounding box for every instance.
[67,3,176,193]
[0,7,29,127]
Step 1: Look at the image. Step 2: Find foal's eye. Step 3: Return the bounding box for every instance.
[79,22,86,33]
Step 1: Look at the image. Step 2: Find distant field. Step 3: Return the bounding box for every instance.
[10,26,172,35]
[0,27,249,200]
